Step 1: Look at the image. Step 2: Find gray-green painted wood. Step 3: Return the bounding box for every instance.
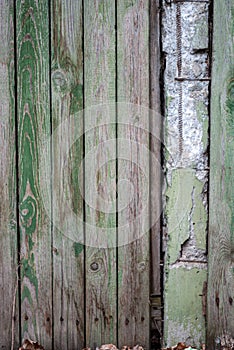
[208,0,234,347]
[0,1,19,348]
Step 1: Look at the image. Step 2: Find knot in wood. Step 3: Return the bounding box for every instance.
[52,70,68,93]
[137,261,146,272]
[90,262,99,271]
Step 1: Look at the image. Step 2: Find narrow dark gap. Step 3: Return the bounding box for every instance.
[82,0,87,347]
[159,0,165,347]
[149,1,153,347]
[115,0,119,347]
[206,0,214,253]
[149,0,164,348]
[13,0,22,345]
[48,0,54,348]
[206,0,214,341]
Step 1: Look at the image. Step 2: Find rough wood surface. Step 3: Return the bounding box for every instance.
[84,0,117,346]
[0,2,164,348]
[51,1,85,349]
[16,0,52,346]
[0,1,19,349]
[208,0,234,347]
[117,1,150,348]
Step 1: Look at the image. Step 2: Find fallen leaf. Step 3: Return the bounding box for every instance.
[99,344,118,350]
[19,339,45,350]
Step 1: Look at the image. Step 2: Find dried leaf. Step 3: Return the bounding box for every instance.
[19,339,45,350]
[176,343,188,350]
[133,346,144,350]
[162,343,197,350]
[121,345,144,350]
[99,344,118,350]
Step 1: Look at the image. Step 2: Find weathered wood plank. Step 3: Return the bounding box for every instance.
[84,0,117,346]
[0,1,19,349]
[51,0,85,349]
[16,0,52,346]
[117,1,150,348]
[208,0,234,347]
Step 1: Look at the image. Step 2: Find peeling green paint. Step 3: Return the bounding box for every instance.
[166,169,193,263]
[193,183,207,250]
[164,268,207,347]
[21,285,33,306]
[70,84,83,115]
[165,169,207,262]
[21,257,39,300]
[164,167,207,347]
[73,242,84,258]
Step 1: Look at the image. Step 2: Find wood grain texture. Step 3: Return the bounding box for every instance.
[117,1,150,347]
[0,1,19,348]
[16,0,52,346]
[208,0,234,346]
[0,2,164,348]
[84,0,117,346]
[51,1,85,349]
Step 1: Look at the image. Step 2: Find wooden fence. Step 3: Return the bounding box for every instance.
[0,1,161,349]
[0,0,234,349]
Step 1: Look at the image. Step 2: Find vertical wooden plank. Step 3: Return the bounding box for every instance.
[16,0,52,346]
[208,0,234,347]
[84,0,117,346]
[51,0,85,349]
[117,1,150,348]
[0,1,19,348]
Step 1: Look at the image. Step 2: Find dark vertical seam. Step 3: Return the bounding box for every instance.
[48,0,54,348]
[159,0,165,345]
[206,2,213,252]
[149,0,164,347]
[115,0,119,347]
[206,0,214,341]
[82,0,86,347]
[13,0,22,344]
[149,1,152,347]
